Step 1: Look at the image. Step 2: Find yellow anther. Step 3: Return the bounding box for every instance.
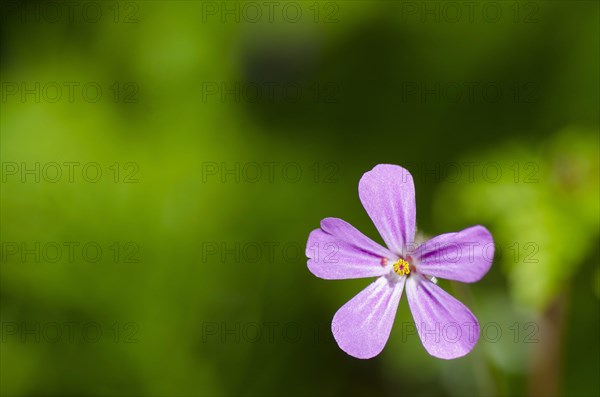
[393,259,410,276]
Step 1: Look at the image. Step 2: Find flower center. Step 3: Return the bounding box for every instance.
[393,258,410,276]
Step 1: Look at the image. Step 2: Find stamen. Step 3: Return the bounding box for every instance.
[393,258,410,276]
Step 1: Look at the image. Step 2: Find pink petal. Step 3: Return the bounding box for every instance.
[359,164,416,256]
[413,226,494,283]
[406,274,479,359]
[332,276,404,359]
[306,218,394,280]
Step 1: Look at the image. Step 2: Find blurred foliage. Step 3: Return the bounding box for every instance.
[435,127,599,310]
[1,1,599,397]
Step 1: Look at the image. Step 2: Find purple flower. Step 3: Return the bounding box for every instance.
[306,164,494,359]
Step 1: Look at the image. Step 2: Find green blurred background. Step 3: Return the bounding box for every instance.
[1,1,598,396]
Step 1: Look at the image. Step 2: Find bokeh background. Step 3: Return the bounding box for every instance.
[1,1,599,396]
